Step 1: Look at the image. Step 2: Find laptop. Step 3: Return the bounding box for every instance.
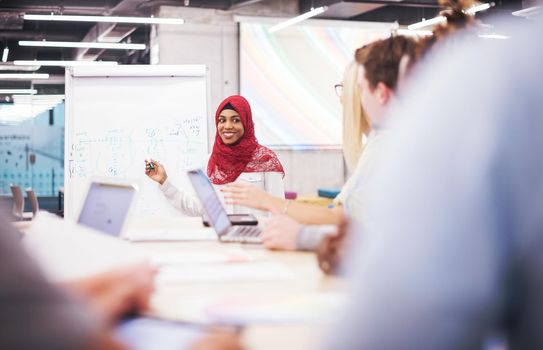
[77,178,139,238]
[187,169,262,244]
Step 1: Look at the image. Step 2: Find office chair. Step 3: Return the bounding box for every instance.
[10,185,33,221]
[26,188,39,218]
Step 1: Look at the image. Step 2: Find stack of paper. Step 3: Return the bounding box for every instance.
[24,213,149,282]
[126,228,217,242]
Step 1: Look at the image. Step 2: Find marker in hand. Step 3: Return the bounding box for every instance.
[144,159,167,185]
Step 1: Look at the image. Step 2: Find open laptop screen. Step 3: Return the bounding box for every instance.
[188,169,230,235]
[78,182,136,236]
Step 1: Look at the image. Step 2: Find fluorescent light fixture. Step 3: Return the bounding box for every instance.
[0,89,37,94]
[465,2,492,15]
[2,47,8,63]
[512,6,541,17]
[14,94,63,100]
[0,63,40,71]
[269,6,328,33]
[14,94,63,99]
[408,2,493,30]
[0,73,49,79]
[19,40,145,50]
[407,16,446,30]
[397,29,433,36]
[14,60,118,67]
[13,94,64,106]
[478,34,510,39]
[23,14,185,25]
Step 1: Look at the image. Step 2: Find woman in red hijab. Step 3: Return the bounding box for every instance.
[145,95,285,216]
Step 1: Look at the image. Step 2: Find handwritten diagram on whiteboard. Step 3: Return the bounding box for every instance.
[65,65,209,219]
[68,121,204,179]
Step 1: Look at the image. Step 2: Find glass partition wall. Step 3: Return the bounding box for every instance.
[0,97,65,197]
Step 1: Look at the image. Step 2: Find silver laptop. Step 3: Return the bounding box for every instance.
[77,178,138,237]
[187,169,262,244]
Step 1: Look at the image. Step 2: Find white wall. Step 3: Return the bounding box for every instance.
[154,1,346,195]
[274,148,345,195]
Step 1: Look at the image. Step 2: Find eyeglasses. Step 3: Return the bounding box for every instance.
[334,83,343,97]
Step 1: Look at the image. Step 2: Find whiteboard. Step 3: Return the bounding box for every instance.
[64,65,209,220]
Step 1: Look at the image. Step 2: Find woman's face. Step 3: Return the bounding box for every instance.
[218,109,245,145]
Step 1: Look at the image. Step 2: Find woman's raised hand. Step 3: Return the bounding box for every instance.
[222,182,273,211]
[144,159,167,185]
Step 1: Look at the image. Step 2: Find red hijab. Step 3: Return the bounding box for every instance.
[207,95,284,185]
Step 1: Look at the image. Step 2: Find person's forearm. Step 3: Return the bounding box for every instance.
[160,179,203,216]
[266,197,344,225]
[297,225,336,251]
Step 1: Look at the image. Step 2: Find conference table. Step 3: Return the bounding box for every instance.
[128,217,346,350]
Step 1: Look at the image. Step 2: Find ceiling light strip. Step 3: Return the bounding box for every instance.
[0,73,49,79]
[397,29,433,36]
[0,89,37,94]
[23,14,184,25]
[407,16,446,30]
[408,2,494,30]
[478,34,510,39]
[14,60,118,67]
[2,47,8,63]
[269,6,328,33]
[465,2,492,15]
[19,41,145,50]
[512,6,541,17]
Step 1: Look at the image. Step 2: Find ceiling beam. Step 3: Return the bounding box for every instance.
[74,0,146,61]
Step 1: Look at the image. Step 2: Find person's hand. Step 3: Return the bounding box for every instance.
[221,182,274,211]
[62,261,157,325]
[261,212,301,251]
[189,329,245,350]
[316,219,349,275]
[144,159,167,185]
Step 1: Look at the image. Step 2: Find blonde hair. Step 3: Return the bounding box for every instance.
[342,60,371,172]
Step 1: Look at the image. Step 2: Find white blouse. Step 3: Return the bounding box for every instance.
[334,130,384,222]
[159,155,285,217]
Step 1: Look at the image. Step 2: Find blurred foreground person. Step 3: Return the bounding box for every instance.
[325,17,543,350]
[0,213,243,350]
[0,211,123,349]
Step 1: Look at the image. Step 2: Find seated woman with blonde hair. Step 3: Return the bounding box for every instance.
[222,44,382,251]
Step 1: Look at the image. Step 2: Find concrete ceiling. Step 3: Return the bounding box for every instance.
[0,0,525,96]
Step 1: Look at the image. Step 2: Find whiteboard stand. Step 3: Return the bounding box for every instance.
[64,65,210,221]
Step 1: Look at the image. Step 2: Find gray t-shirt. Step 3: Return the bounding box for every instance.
[325,19,543,350]
[296,225,337,251]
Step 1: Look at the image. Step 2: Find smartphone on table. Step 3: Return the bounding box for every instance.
[202,213,258,227]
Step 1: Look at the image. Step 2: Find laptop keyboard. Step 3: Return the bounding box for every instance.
[230,225,260,237]
[222,225,262,243]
